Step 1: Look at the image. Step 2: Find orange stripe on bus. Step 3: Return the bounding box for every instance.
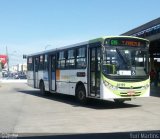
[56,70,60,80]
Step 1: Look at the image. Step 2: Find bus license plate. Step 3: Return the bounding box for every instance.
[127,91,135,96]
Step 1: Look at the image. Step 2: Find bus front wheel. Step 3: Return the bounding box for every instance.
[76,85,87,104]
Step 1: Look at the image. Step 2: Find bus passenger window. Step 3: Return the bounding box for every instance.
[44,54,48,70]
[39,55,44,70]
[57,51,66,69]
[35,57,39,72]
[66,49,75,69]
[27,57,33,71]
[76,47,86,69]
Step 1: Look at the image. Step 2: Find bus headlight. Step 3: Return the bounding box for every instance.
[103,80,118,90]
[103,80,109,87]
[142,84,150,90]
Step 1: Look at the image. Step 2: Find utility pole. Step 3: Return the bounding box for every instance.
[6,46,9,71]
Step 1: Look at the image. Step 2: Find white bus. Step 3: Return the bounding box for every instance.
[27,36,150,104]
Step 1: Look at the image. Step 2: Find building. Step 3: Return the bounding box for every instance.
[121,17,160,70]
[10,63,27,73]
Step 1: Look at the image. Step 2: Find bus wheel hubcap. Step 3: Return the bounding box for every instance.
[79,91,84,100]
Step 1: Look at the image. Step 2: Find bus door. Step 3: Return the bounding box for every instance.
[34,56,39,88]
[89,47,101,97]
[50,55,56,91]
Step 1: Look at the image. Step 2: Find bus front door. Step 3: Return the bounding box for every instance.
[50,55,56,91]
[89,47,101,97]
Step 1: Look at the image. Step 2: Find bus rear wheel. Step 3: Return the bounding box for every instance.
[76,85,87,104]
[39,81,47,96]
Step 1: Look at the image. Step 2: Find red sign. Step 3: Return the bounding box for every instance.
[0,55,8,64]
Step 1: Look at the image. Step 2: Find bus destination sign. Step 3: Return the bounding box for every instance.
[110,39,146,47]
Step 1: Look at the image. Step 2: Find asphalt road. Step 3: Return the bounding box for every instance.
[0,82,160,138]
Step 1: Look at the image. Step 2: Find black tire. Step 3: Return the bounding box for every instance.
[76,85,87,104]
[39,81,47,96]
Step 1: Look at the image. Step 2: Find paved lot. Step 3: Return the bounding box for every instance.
[0,82,160,135]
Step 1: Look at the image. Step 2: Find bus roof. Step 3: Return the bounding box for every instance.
[89,35,149,43]
[27,41,88,57]
[27,36,149,57]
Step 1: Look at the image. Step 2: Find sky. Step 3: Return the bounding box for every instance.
[0,0,160,66]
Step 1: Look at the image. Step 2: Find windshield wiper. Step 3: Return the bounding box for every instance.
[116,48,130,69]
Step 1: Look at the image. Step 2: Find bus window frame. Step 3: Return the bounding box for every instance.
[56,45,87,70]
[76,46,87,69]
[66,49,76,69]
[44,54,49,71]
[39,54,44,71]
[57,50,66,69]
[27,57,33,71]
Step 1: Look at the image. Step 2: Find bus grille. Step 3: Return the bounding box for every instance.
[119,86,142,89]
[120,92,141,97]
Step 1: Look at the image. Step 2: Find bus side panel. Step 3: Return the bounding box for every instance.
[56,70,69,95]
[38,70,49,91]
[43,70,49,91]
[34,71,39,88]
[68,82,76,95]
[27,71,34,88]
[36,71,43,88]
[68,69,87,96]
[56,69,87,96]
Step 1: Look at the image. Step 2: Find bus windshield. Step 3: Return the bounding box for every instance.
[102,47,149,77]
